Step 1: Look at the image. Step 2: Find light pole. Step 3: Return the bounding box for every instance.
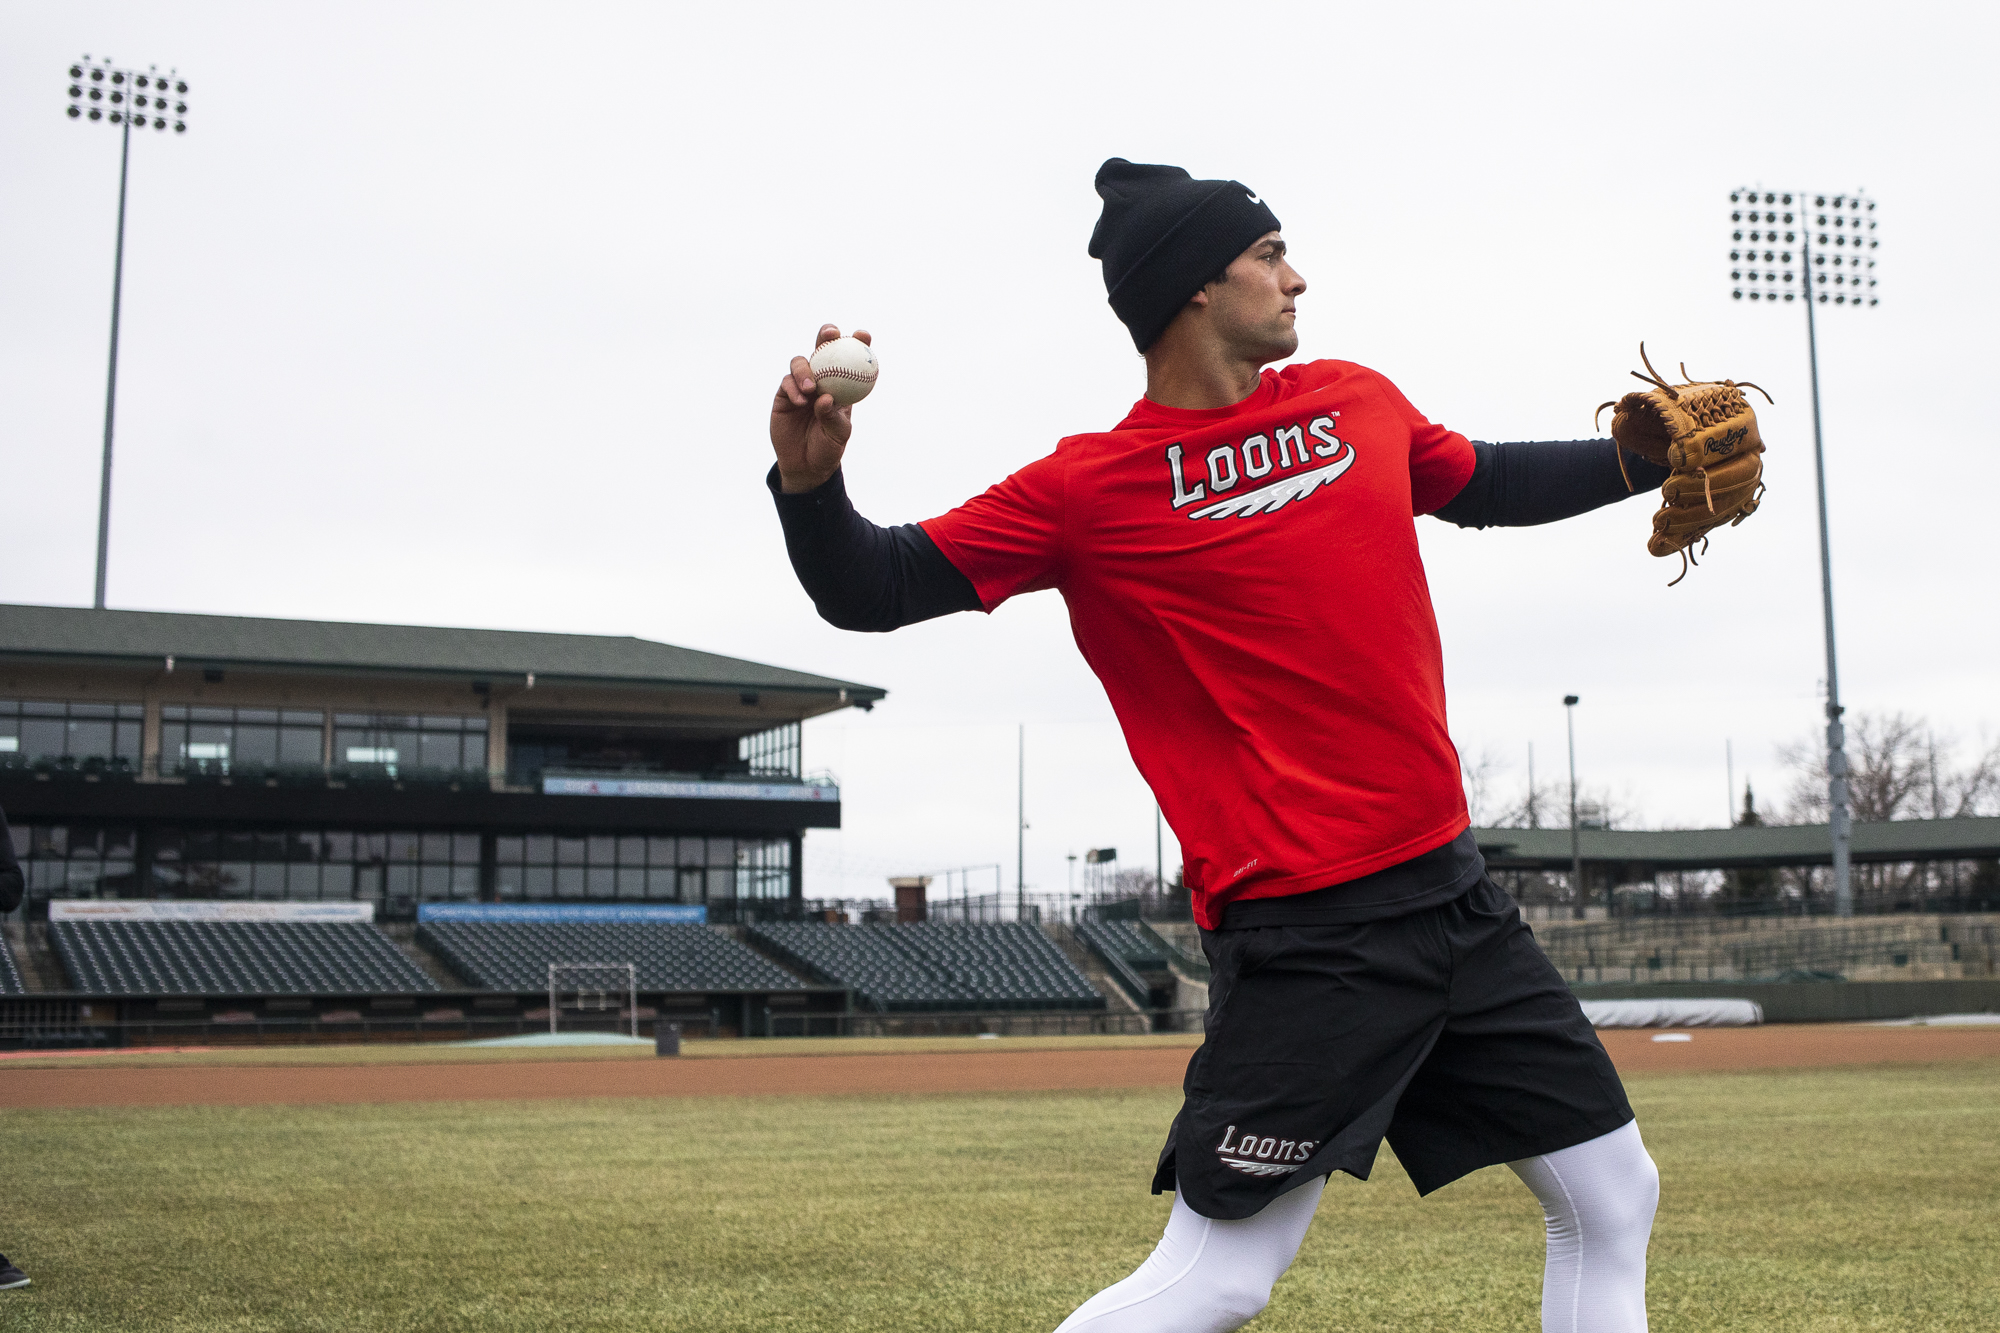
[1016,724,1026,921]
[1154,803,1163,898]
[1730,188,1877,916]
[65,56,190,611]
[1564,695,1582,919]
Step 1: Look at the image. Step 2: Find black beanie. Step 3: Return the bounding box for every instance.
[1088,158,1282,353]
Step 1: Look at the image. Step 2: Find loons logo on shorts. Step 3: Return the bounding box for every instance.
[1167,413,1356,521]
[1216,1125,1318,1177]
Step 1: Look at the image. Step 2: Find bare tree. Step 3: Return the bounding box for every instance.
[1779,713,2000,823]
[1777,713,2000,911]
[1459,745,1504,828]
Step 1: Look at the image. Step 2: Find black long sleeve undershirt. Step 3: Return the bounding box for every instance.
[769,438,1669,633]
[768,465,981,631]
[1433,439,1668,530]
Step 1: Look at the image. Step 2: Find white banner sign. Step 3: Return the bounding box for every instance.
[543,776,839,802]
[49,900,377,923]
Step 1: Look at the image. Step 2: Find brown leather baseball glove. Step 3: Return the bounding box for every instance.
[1597,345,1773,585]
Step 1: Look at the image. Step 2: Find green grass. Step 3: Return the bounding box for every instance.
[0,1060,1994,1331]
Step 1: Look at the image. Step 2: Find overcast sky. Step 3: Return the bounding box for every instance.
[3,2,1994,904]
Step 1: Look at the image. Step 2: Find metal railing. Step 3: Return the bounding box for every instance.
[765,1008,1204,1038]
[0,1002,1205,1048]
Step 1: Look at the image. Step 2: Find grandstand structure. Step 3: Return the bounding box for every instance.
[749,921,1101,1012]
[0,934,24,995]
[1073,917,1182,1010]
[1533,914,2000,985]
[52,918,437,996]
[0,604,883,925]
[420,919,798,993]
[0,603,904,1044]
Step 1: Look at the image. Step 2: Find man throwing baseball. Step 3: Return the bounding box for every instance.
[767,159,1669,1333]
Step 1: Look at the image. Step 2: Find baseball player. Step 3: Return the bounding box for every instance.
[767,160,1670,1333]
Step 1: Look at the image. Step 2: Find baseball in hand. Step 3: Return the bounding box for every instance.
[808,336,879,407]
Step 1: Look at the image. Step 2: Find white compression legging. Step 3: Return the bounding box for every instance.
[1052,1120,1659,1333]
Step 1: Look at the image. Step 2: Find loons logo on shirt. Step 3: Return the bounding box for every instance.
[1216,1124,1319,1176]
[1166,413,1356,520]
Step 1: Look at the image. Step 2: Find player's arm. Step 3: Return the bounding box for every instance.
[768,325,980,632]
[1431,440,1670,530]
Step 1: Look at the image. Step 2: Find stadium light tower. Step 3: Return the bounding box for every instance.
[1564,695,1582,919]
[1729,188,1878,918]
[66,56,190,611]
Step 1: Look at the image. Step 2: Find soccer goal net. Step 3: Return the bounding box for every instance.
[548,962,639,1038]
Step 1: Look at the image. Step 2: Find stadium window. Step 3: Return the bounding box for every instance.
[9,823,139,903]
[0,698,143,774]
[332,712,485,780]
[159,705,322,778]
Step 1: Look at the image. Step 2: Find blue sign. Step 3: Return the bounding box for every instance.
[416,902,707,924]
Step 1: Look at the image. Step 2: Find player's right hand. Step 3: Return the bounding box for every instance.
[771,325,869,494]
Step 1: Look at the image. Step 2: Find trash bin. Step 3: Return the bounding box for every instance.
[655,1021,681,1057]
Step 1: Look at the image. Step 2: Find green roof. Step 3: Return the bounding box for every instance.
[0,604,885,702]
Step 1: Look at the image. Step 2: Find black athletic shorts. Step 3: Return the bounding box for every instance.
[1153,875,1633,1220]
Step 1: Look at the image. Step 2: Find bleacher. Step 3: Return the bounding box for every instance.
[1077,919,1174,972]
[50,921,439,996]
[1533,914,2000,984]
[749,921,1102,1012]
[416,922,800,992]
[0,937,25,995]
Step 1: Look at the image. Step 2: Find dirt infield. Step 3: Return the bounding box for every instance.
[1,1024,1994,1110]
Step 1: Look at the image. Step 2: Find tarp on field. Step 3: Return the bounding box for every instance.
[1581,997,1764,1028]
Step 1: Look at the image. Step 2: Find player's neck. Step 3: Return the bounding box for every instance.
[1142,329,1267,411]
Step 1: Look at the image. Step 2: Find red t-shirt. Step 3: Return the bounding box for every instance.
[921,360,1478,929]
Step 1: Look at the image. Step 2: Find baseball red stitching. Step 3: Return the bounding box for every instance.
[812,360,877,384]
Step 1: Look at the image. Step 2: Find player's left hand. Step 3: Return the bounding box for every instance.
[771,325,870,494]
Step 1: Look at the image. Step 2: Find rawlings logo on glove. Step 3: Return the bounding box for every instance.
[1597,344,1773,585]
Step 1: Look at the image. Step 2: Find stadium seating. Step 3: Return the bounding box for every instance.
[749,921,1102,1011]
[416,922,800,992]
[1076,918,1175,973]
[0,938,24,995]
[51,921,439,996]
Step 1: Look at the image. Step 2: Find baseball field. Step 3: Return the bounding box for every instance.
[0,1027,1995,1332]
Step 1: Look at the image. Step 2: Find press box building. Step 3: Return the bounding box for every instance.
[0,605,883,922]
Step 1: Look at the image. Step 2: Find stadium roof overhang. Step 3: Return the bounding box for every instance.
[0,604,886,723]
[1474,816,2000,872]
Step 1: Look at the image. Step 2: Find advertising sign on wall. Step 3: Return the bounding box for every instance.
[47,900,377,923]
[415,902,707,924]
[542,776,838,802]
